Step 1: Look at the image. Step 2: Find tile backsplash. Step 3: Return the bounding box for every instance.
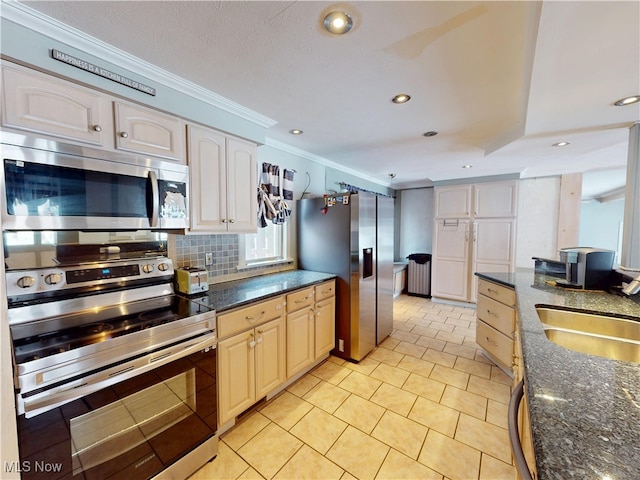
[168,233,294,284]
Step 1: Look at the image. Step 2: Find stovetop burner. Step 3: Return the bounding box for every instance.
[12,295,208,364]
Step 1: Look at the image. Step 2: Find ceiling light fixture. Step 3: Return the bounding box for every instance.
[388,173,396,179]
[552,141,570,147]
[392,94,411,104]
[614,95,640,106]
[423,131,438,137]
[290,129,303,135]
[462,165,473,169]
[323,11,353,35]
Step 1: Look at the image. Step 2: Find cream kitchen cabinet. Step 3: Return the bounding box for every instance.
[187,124,257,233]
[434,181,517,219]
[2,63,186,162]
[314,281,336,358]
[286,287,315,378]
[432,180,517,303]
[113,101,185,161]
[217,296,286,425]
[1,64,111,146]
[476,278,516,375]
[286,281,336,378]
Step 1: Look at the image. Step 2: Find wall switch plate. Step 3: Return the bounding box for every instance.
[338,339,344,352]
[205,253,213,266]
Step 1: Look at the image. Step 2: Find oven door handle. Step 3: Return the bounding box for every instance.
[22,334,216,418]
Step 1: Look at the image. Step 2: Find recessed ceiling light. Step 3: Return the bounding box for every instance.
[462,165,472,169]
[552,141,570,147]
[290,129,303,135]
[423,131,438,137]
[392,94,411,104]
[614,95,640,106]
[323,11,353,35]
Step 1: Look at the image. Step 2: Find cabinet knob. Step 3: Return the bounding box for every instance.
[221,219,227,223]
[93,125,102,132]
[229,219,235,223]
[120,131,129,138]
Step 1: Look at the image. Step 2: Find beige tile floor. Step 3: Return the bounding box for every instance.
[190,294,516,480]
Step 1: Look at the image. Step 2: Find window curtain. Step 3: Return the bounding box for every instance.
[257,163,294,228]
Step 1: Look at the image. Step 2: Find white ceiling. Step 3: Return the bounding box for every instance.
[10,1,640,194]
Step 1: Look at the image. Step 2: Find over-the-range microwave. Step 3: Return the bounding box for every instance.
[1,133,189,231]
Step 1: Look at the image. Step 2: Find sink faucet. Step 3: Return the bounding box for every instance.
[622,273,640,295]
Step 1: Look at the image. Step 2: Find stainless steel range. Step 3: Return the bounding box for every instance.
[6,256,218,480]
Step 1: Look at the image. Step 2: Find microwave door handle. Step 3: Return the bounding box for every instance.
[148,170,160,227]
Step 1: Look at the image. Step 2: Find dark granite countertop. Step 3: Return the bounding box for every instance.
[189,270,336,313]
[476,269,640,480]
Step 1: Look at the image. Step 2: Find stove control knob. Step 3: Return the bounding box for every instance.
[157,263,169,272]
[142,264,155,273]
[44,273,63,285]
[17,276,36,288]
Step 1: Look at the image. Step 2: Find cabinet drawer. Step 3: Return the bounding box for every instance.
[315,281,335,302]
[286,287,314,313]
[477,320,513,369]
[477,279,516,306]
[477,294,515,338]
[218,296,285,338]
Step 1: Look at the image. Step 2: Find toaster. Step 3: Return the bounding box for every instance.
[175,267,209,295]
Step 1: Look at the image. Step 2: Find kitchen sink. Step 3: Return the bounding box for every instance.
[536,307,640,363]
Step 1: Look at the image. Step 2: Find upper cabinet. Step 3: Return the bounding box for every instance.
[1,65,111,146]
[187,124,257,233]
[114,102,185,162]
[2,63,186,164]
[473,181,518,218]
[434,185,472,218]
[435,181,518,219]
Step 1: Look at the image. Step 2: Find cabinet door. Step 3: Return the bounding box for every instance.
[226,137,257,232]
[431,219,470,301]
[187,125,228,232]
[217,331,256,425]
[473,181,518,217]
[434,185,472,218]
[314,296,336,359]
[2,66,109,146]
[114,102,185,162]
[470,219,515,302]
[286,307,314,378]
[255,317,286,399]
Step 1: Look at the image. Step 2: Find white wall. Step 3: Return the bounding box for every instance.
[579,198,625,265]
[515,177,561,268]
[398,188,434,260]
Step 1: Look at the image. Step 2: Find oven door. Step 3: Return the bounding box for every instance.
[1,143,188,231]
[15,344,217,480]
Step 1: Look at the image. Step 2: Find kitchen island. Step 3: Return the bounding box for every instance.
[476,269,640,480]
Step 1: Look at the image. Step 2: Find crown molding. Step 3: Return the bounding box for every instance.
[1,1,277,128]
[264,138,391,188]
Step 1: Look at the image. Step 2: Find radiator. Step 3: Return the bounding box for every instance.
[407,258,431,297]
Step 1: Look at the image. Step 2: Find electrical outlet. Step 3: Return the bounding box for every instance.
[338,339,344,352]
[205,253,213,266]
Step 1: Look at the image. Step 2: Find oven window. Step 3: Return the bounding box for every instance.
[4,159,148,218]
[15,348,216,480]
[70,369,196,476]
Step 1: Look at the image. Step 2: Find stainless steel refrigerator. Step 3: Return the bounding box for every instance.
[297,192,394,362]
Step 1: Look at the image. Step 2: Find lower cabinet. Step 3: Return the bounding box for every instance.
[217,280,336,426]
[217,298,286,425]
[476,278,516,375]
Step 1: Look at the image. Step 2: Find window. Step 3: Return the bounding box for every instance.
[240,222,290,267]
